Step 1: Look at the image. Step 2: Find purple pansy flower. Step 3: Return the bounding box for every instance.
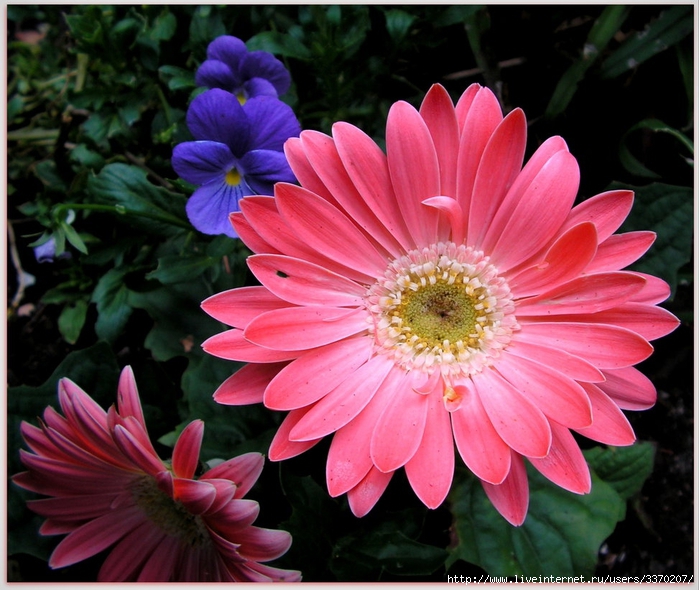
[172,89,300,237]
[195,35,291,102]
[34,236,71,263]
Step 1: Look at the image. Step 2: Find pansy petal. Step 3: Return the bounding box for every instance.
[240,149,296,194]
[195,59,236,92]
[186,89,250,154]
[244,96,301,152]
[186,180,250,237]
[240,51,291,95]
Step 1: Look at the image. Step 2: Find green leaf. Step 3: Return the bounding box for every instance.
[188,5,226,52]
[69,143,105,169]
[447,464,625,577]
[433,5,483,27]
[613,182,693,296]
[545,6,629,119]
[150,9,176,42]
[619,118,694,179]
[158,65,196,91]
[332,528,448,579]
[146,253,215,285]
[60,220,88,254]
[126,280,219,361]
[384,9,417,45]
[88,163,189,235]
[178,354,276,460]
[279,470,341,580]
[600,6,694,79]
[91,267,134,343]
[57,299,89,344]
[584,443,655,500]
[247,31,312,61]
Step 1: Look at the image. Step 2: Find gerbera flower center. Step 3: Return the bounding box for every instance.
[367,242,519,377]
[132,476,211,548]
[225,168,242,186]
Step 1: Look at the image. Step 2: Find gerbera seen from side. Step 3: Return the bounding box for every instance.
[13,366,301,582]
[201,83,679,525]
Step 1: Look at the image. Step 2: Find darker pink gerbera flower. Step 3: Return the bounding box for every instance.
[12,367,301,582]
[201,83,680,525]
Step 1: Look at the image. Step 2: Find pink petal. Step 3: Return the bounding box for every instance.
[28,493,120,520]
[242,562,302,583]
[263,336,372,410]
[474,369,552,458]
[515,322,653,369]
[248,254,365,307]
[370,372,430,472]
[201,452,264,498]
[574,383,636,446]
[508,222,598,298]
[419,83,460,199]
[275,182,387,279]
[172,420,204,479]
[284,136,342,207]
[235,526,293,561]
[112,424,165,476]
[300,130,402,256]
[585,231,656,273]
[346,466,393,518]
[494,354,592,429]
[268,407,322,461]
[453,83,481,130]
[201,286,289,329]
[422,196,465,245]
[239,196,325,263]
[204,497,260,533]
[229,210,280,255]
[528,420,591,494]
[479,134,568,252]
[561,189,634,242]
[202,329,300,363]
[386,100,441,245]
[596,366,657,411]
[468,108,527,248]
[49,505,145,568]
[451,380,511,484]
[455,87,504,216]
[515,272,646,316]
[58,378,108,429]
[481,450,529,526]
[288,354,393,441]
[628,272,672,304]
[404,387,455,508]
[332,121,414,250]
[116,366,146,426]
[98,520,164,582]
[545,303,680,342]
[213,363,285,406]
[200,478,238,514]
[326,366,405,496]
[135,533,182,582]
[505,340,604,383]
[488,150,580,272]
[172,478,217,514]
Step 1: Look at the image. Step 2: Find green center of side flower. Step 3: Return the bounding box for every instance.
[366,242,519,378]
[132,476,211,548]
[225,168,242,186]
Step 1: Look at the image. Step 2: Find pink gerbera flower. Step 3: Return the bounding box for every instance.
[201,83,680,525]
[12,366,301,582]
